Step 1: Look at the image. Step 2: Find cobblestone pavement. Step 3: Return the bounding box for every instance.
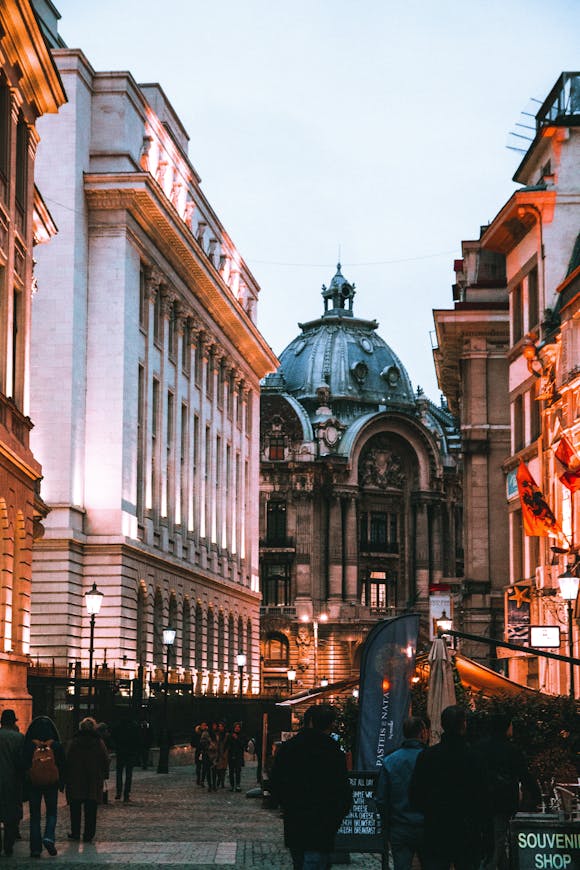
[9,761,382,868]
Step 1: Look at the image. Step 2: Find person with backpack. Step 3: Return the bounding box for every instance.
[65,717,110,843]
[479,714,540,870]
[23,716,65,858]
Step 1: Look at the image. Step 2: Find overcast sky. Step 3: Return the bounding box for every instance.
[53,0,580,399]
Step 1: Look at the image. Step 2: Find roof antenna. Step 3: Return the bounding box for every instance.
[338,243,341,269]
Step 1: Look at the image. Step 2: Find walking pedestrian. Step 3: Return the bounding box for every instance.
[65,717,110,843]
[375,716,429,870]
[409,704,488,870]
[269,704,352,870]
[23,715,66,858]
[479,713,540,870]
[0,709,24,856]
[191,722,206,785]
[227,722,246,792]
[111,712,140,802]
[214,722,229,789]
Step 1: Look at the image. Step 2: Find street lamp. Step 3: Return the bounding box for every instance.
[436,610,453,636]
[320,676,329,688]
[558,568,579,699]
[287,667,296,694]
[157,627,176,774]
[237,652,247,698]
[300,612,327,686]
[84,582,103,716]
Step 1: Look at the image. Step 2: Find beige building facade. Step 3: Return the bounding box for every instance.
[29,45,277,696]
[0,0,65,725]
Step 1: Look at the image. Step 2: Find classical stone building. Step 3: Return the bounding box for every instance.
[479,71,580,693]
[433,240,510,663]
[0,0,65,724]
[259,265,461,694]
[29,41,277,696]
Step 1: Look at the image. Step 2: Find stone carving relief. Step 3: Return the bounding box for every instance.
[359,444,405,489]
[295,625,312,671]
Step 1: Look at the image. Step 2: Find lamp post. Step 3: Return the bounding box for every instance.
[320,676,329,688]
[157,627,176,774]
[237,652,247,698]
[436,610,453,637]
[300,612,327,686]
[287,667,296,695]
[558,569,580,699]
[84,582,103,716]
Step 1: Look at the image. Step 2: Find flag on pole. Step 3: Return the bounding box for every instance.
[554,435,580,493]
[516,461,562,537]
[355,614,419,771]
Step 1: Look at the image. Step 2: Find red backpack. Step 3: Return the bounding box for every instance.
[29,739,59,787]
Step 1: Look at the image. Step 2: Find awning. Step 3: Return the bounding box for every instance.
[277,677,358,706]
[453,653,537,696]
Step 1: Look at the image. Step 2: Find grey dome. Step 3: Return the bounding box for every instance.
[267,265,415,419]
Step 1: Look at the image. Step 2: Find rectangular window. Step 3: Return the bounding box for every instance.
[217,360,224,408]
[207,354,214,400]
[180,403,188,527]
[370,512,387,546]
[513,394,524,452]
[511,509,524,583]
[168,302,177,359]
[137,365,145,521]
[15,113,28,218]
[153,292,162,346]
[530,385,541,442]
[268,435,285,461]
[139,267,147,329]
[266,502,287,544]
[246,392,252,435]
[262,563,291,606]
[182,319,190,374]
[227,374,234,418]
[151,378,160,510]
[194,338,201,386]
[527,267,539,331]
[0,76,10,185]
[512,282,523,344]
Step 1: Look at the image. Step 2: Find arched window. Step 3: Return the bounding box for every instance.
[264,632,289,667]
[136,582,148,666]
[217,612,225,671]
[168,593,177,666]
[246,619,252,675]
[207,608,215,670]
[237,615,244,657]
[153,589,163,667]
[228,614,235,671]
[195,604,203,669]
[0,498,12,653]
[182,598,191,669]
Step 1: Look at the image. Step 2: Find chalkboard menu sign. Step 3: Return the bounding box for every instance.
[510,816,580,870]
[335,771,384,853]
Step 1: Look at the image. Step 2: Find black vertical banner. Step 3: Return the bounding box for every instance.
[355,614,420,771]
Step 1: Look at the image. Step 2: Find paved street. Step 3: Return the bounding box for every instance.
[10,760,382,869]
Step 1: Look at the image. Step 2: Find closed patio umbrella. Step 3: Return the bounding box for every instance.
[426,637,456,745]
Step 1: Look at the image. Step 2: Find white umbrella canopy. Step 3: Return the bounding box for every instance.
[426,637,456,745]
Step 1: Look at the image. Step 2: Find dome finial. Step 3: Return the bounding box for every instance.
[321,262,355,317]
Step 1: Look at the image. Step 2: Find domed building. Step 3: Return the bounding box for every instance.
[259,265,463,695]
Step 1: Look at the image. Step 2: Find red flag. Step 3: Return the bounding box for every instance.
[516,461,562,537]
[554,435,580,493]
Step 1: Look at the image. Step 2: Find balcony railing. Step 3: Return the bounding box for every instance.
[359,541,399,554]
[259,537,295,549]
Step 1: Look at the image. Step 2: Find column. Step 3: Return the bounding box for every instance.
[344,495,358,602]
[328,495,343,603]
[413,496,430,607]
[294,494,312,600]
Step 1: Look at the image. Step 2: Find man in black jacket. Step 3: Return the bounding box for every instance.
[409,705,489,870]
[269,704,352,870]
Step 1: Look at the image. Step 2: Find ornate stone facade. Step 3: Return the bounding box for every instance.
[259,265,461,695]
[29,46,277,698]
[0,0,65,727]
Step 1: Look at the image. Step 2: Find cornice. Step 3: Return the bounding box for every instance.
[84,172,278,378]
[0,1,66,117]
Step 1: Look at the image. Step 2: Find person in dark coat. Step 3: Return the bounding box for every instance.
[226,722,246,792]
[409,705,489,870]
[269,704,352,870]
[375,716,429,870]
[0,709,24,856]
[23,715,66,858]
[111,713,140,802]
[479,714,540,870]
[65,717,110,843]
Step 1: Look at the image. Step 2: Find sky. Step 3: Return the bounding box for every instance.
[53,0,580,399]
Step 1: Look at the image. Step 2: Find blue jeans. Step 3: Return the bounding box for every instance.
[290,850,332,870]
[390,825,424,870]
[28,786,58,854]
